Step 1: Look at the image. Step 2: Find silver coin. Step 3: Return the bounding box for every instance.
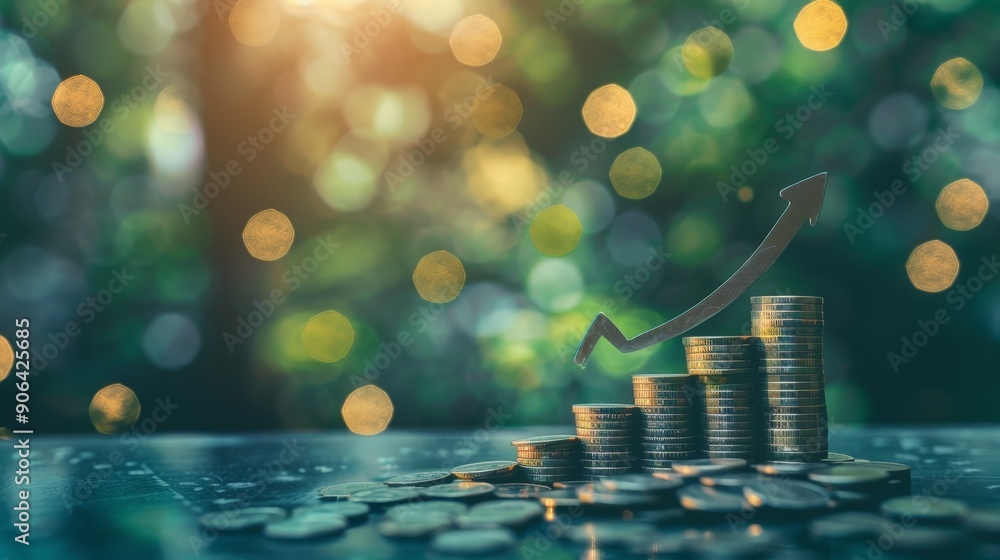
[510,434,578,447]
[263,515,347,539]
[518,465,580,475]
[420,481,496,500]
[770,451,828,462]
[575,429,636,438]
[580,443,639,452]
[516,457,577,468]
[572,403,638,414]
[632,373,692,383]
[516,450,578,460]
[199,506,287,532]
[821,452,854,463]
[292,501,369,520]
[577,486,658,508]
[493,483,552,499]
[671,458,747,476]
[384,500,467,523]
[575,420,636,431]
[317,481,386,501]
[451,461,518,481]
[743,479,831,510]
[431,528,516,554]
[538,488,581,507]
[634,398,696,407]
[454,500,543,528]
[349,486,422,506]
[385,471,453,487]
[808,466,888,488]
[377,513,453,539]
[678,484,748,514]
[595,474,684,494]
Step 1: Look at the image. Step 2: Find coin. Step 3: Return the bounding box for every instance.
[743,479,831,510]
[596,473,684,494]
[699,472,764,488]
[384,500,467,522]
[632,373,691,384]
[538,488,581,507]
[577,486,659,508]
[821,452,854,463]
[516,450,578,460]
[452,461,518,481]
[317,481,386,500]
[420,481,496,500]
[751,295,823,304]
[264,515,347,539]
[455,500,544,528]
[671,458,748,477]
[510,435,578,449]
[349,486,422,506]
[377,513,453,538]
[199,506,287,532]
[751,462,826,477]
[683,336,757,346]
[678,484,747,514]
[809,512,887,541]
[292,501,370,520]
[431,528,516,554]
[572,403,638,414]
[492,483,552,499]
[385,471,453,487]
[808,466,889,488]
[881,496,969,522]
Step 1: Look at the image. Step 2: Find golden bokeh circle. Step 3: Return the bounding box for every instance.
[793,0,848,52]
[413,250,466,303]
[931,58,983,110]
[89,384,141,434]
[530,205,583,257]
[342,385,394,435]
[302,310,355,363]
[936,179,989,231]
[682,27,734,78]
[229,0,281,47]
[450,14,502,67]
[471,84,523,137]
[582,84,636,139]
[51,75,104,127]
[0,335,12,383]
[242,209,295,261]
[609,147,662,200]
[906,240,960,293]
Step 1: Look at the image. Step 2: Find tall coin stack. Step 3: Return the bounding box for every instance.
[682,336,763,461]
[572,404,640,478]
[632,374,700,472]
[511,436,581,484]
[751,295,828,461]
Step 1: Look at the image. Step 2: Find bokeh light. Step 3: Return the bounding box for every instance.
[471,84,523,137]
[413,250,466,303]
[142,313,201,370]
[529,205,583,257]
[581,84,636,138]
[341,385,394,435]
[0,335,11,383]
[906,240,960,293]
[527,259,583,311]
[89,384,141,434]
[229,0,280,47]
[449,14,502,67]
[51,75,104,127]
[609,147,662,200]
[682,27,734,78]
[242,209,295,261]
[931,58,984,110]
[936,178,989,231]
[302,311,355,363]
[793,0,848,52]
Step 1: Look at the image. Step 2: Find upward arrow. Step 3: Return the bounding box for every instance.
[574,172,828,367]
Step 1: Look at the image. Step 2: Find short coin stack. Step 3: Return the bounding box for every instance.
[751,295,828,461]
[511,435,581,484]
[572,404,640,478]
[682,336,763,462]
[632,374,700,472]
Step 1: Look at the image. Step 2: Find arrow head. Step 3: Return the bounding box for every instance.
[779,172,827,226]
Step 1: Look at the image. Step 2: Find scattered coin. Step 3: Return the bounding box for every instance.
[292,501,369,521]
[808,466,889,488]
[420,481,496,501]
[384,500,468,523]
[678,484,748,514]
[199,507,287,532]
[672,458,748,477]
[743,479,831,510]
[378,512,454,539]
[264,515,347,539]
[454,500,543,528]
[431,528,516,555]
[317,481,386,501]
[809,512,887,541]
[349,487,423,506]
[385,471,453,487]
[451,461,519,481]
[493,484,552,499]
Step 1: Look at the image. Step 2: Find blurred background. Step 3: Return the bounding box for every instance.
[0,0,997,435]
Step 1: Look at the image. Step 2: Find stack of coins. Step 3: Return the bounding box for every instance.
[751,295,828,462]
[682,336,763,462]
[632,374,700,472]
[572,404,640,478]
[510,436,581,484]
